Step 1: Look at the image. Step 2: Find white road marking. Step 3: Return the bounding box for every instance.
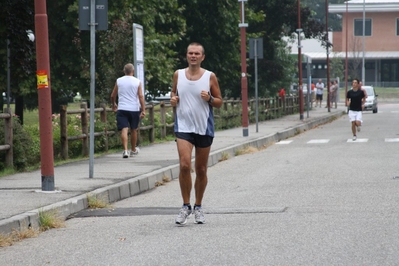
[385,138,399,142]
[347,138,368,142]
[307,139,330,144]
[276,140,293,145]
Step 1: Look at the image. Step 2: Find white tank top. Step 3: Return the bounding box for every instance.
[174,69,214,136]
[116,76,141,111]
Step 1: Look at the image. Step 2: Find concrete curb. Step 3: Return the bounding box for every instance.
[0,111,344,235]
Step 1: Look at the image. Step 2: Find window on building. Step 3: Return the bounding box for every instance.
[397,18,399,36]
[354,19,371,36]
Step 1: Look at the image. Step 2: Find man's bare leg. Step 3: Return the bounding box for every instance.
[176,139,194,204]
[121,128,129,150]
[194,146,211,206]
[130,129,138,152]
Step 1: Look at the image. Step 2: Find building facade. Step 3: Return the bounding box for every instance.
[301,0,399,87]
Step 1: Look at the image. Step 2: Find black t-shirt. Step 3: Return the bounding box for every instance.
[347,89,365,111]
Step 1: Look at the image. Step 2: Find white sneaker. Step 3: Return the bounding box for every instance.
[357,126,361,132]
[130,147,140,156]
[122,150,129,158]
[353,136,357,141]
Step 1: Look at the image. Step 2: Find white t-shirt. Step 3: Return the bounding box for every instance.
[316,82,324,95]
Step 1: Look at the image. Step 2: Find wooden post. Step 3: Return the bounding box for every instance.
[100,103,108,151]
[160,102,166,139]
[4,107,13,167]
[60,105,68,160]
[81,102,88,157]
[149,104,154,143]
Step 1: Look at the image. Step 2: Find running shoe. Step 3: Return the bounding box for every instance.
[130,147,140,156]
[175,206,192,225]
[353,136,357,141]
[194,206,206,224]
[122,150,129,158]
[357,126,361,132]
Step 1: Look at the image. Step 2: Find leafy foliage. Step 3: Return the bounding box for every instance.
[0,116,40,171]
[0,0,327,113]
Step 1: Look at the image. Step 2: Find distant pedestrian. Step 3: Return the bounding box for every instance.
[110,63,146,158]
[315,79,324,108]
[311,81,316,107]
[346,78,366,141]
[170,42,223,225]
[330,80,338,109]
[279,88,286,100]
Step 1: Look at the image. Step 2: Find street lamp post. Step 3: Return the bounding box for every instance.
[345,0,348,104]
[35,0,55,191]
[238,0,249,137]
[362,0,366,84]
[6,39,10,110]
[326,0,330,112]
[297,0,304,120]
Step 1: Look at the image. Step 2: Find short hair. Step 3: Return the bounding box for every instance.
[187,42,205,55]
[123,64,134,75]
[353,78,360,84]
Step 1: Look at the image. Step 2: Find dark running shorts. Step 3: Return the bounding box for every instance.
[316,94,323,100]
[175,132,213,148]
[116,110,140,130]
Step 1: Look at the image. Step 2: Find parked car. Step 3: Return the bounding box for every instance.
[145,91,171,105]
[362,86,378,113]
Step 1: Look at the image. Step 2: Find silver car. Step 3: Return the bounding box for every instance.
[362,86,378,113]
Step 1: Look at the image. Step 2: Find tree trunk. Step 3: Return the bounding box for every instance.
[15,96,24,125]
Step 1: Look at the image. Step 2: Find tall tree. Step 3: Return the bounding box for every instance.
[176,0,241,98]
[96,0,186,101]
[0,0,35,122]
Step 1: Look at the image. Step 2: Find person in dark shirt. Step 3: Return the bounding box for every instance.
[346,78,366,141]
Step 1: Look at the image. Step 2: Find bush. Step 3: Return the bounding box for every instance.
[0,115,40,171]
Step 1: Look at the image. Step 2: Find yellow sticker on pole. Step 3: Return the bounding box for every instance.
[36,70,48,89]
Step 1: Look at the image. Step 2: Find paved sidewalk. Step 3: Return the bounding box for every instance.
[0,104,346,234]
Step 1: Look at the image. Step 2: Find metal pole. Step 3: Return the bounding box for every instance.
[34,0,55,191]
[326,0,330,112]
[254,40,258,133]
[297,0,304,120]
[345,1,348,105]
[89,0,96,178]
[6,39,10,109]
[239,0,248,137]
[362,0,365,84]
[307,58,311,118]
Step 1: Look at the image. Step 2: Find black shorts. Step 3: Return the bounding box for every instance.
[116,110,140,130]
[316,94,323,100]
[175,132,213,148]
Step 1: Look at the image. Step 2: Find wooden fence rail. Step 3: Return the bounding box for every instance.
[60,102,159,160]
[0,108,13,167]
[2,96,298,165]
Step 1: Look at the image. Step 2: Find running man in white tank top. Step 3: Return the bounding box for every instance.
[170,42,223,225]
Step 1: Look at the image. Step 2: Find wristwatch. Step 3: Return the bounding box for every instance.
[208,94,214,104]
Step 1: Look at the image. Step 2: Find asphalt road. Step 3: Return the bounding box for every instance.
[1,103,399,266]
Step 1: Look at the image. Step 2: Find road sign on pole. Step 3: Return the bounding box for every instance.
[79,0,108,178]
[133,23,145,96]
[249,38,263,133]
[79,0,108,31]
